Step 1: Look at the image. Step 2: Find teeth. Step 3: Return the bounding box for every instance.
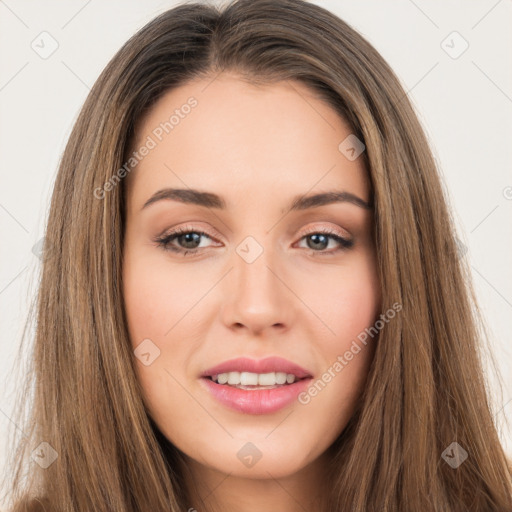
[227,372,240,385]
[217,373,228,385]
[258,372,275,386]
[211,371,297,386]
[275,372,287,385]
[241,372,259,385]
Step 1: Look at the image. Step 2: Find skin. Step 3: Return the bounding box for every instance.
[122,72,381,512]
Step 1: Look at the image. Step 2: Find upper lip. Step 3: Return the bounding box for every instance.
[201,357,313,379]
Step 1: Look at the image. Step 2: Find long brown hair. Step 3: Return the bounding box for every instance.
[4,0,511,510]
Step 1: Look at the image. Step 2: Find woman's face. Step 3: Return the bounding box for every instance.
[122,72,381,483]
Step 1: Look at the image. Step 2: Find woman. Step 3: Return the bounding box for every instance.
[4,0,512,510]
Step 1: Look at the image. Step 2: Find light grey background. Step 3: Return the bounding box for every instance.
[1,0,511,500]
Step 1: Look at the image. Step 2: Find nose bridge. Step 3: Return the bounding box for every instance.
[224,233,291,332]
[234,234,279,302]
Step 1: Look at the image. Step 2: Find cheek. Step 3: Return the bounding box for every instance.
[123,248,195,344]
[293,253,380,422]
[297,250,381,351]
[122,247,210,423]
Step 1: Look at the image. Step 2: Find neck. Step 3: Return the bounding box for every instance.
[180,451,332,512]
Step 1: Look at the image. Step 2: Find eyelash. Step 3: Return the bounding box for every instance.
[154,225,354,257]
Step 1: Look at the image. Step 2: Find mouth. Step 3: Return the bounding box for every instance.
[201,356,312,380]
[199,357,313,414]
[205,371,307,390]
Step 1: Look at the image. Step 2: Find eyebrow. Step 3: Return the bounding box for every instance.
[141,188,373,212]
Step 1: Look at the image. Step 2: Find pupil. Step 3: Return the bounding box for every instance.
[308,234,328,250]
[180,233,201,249]
[177,233,330,251]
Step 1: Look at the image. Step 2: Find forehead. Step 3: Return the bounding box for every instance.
[125,72,369,210]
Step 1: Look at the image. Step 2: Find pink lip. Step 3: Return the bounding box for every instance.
[201,356,312,379]
[199,357,313,415]
[200,376,312,415]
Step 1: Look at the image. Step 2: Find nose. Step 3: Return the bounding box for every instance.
[220,240,295,336]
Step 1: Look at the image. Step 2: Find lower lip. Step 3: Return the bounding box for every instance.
[200,377,312,415]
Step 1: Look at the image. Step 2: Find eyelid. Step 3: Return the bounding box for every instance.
[158,222,351,245]
[154,221,355,258]
[157,223,222,241]
[295,222,351,240]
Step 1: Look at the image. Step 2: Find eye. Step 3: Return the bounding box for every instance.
[154,226,217,255]
[154,226,354,256]
[295,228,354,255]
